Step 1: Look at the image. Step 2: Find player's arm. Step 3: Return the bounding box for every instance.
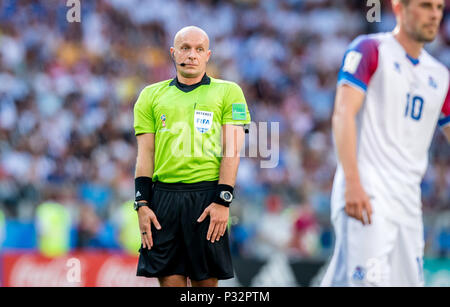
[333,85,373,224]
[333,85,373,225]
[439,82,450,143]
[443,126,450,143]
[333,35,379,225]
[197,125,245,243]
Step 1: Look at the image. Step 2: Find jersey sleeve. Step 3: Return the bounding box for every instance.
[134,86,156,135]
[222,82,251,132]
[438,80,450,128]
[337,35,380,93]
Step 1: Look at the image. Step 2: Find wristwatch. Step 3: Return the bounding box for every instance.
[219,191,233,203]
[134,201,149,211]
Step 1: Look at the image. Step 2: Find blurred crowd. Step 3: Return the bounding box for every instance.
[0,0,449,259]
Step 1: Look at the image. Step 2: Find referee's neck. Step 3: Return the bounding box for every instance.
[176,72,206,86]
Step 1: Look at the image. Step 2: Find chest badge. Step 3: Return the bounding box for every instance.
[394,62,401,73]
[161,114,166,127]
[428,76,437,89]
[194,110,213,133]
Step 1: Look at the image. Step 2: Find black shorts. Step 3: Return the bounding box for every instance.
[136,181,234,281]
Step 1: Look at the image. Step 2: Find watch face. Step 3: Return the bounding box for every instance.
[222,191,233,202]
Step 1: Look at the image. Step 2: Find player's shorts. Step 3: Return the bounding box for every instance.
[136,180,234,281]
[320,209,424,287]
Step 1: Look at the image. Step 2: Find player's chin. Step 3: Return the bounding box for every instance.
[418,28,438,42]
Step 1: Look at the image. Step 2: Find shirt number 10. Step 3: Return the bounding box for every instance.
[405,93,424,121]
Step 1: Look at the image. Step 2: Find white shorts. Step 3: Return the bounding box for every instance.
[320,210,424,287]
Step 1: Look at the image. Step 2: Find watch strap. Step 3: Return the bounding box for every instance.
[213,184,234,207]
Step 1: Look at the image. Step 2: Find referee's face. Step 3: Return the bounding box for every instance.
[171,29,211,79]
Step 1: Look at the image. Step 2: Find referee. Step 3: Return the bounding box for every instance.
[133,26,251,287]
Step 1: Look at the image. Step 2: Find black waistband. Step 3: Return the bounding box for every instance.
[154,181,218,192]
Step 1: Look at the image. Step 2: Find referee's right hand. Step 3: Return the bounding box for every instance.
[137,205,161,250]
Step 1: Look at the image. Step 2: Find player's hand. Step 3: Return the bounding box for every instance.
[344,181,373,225]
[197,203,229,243]
[137,204,161,250]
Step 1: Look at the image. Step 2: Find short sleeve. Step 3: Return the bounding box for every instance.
[337,35,380,93]
[133,87,155,135]
[438,80,450,128]
[222,83,251,131]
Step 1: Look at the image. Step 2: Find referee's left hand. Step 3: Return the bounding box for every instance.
[197,203,229,243]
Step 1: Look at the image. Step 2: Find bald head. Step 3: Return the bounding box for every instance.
[170,26,212,83]
[173,26,210,50]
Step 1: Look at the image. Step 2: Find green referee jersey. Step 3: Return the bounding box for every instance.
[134,74,251,183]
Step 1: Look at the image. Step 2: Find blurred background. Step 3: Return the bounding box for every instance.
[0,0,449,286]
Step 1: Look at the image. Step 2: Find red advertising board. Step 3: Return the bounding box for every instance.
[0,251,159,287]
